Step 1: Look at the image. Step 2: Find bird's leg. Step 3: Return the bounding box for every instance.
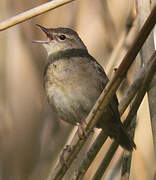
[77,119,87,139]
[59,145,72,167]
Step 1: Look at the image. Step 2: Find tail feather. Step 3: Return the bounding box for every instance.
[117,126,136,151]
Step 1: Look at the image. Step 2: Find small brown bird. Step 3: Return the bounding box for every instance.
[33,24,136,151]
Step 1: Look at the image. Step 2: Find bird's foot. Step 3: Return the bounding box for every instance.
[59,145,72,167]
[77,119,87,139]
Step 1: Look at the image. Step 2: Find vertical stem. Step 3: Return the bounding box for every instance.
[137,0,156,155]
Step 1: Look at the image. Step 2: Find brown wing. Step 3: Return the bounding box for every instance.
[88,56,136,151]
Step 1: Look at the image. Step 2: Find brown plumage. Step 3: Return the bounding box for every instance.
[34,25,136,151]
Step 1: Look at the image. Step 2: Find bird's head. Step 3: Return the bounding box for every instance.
[33,24,87,56]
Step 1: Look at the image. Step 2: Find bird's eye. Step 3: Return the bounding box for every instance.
[59,34,66,40]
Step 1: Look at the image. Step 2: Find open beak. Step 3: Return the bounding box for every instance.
[32,24,52,44]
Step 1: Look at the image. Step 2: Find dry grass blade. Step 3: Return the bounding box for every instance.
[92,141,119,180]
[137,0,156,154]
[121,118,136,180]
[121,50,156,180]
[0,0,75,31]
[92,50,156,180]
[72,62,146,179]
[72,131,107,180]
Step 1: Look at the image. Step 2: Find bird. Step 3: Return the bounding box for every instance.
[33,24,136,151]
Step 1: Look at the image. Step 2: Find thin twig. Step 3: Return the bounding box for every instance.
[137,0,156,155]
[121,50,156,180]
[47,5,156,180]
[124,50,156,128]
[121,116,136,180]
[101,50,156,178]
[118,62,146,115]
[72,61,146,179]
[92,142,119,180]
[92,50,156,180]
[72,131,107,180]
[0,0,75,31]
[92,50,156,179]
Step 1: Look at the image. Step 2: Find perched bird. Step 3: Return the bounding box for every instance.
[33,24,136,151]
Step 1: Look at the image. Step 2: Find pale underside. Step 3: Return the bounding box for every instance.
[44,56,121,136]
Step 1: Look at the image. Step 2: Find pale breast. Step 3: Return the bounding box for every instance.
[44,57,108,125]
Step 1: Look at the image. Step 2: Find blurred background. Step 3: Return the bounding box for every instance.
[0,0,155,179]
